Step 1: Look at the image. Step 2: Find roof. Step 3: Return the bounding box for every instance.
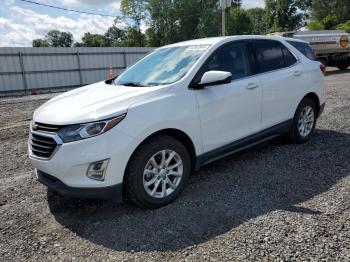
[162,35,298,48]
[163,36,235,47]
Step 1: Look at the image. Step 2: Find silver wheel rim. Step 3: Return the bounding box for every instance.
[143,149,183,199]
[298,106,314,137]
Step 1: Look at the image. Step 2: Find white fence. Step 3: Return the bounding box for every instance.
[0,47,154,95]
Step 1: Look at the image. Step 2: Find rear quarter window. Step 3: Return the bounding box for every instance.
[281,45,297,67]
[287,41,317,61]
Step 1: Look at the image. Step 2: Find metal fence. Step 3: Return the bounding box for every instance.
[0,47,154,95]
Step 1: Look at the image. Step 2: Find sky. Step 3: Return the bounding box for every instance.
[0,0,265,47]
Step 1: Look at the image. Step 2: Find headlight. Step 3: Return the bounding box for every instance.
[58,114,126,143]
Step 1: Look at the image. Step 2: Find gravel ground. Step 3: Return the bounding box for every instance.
[0,69,349,261]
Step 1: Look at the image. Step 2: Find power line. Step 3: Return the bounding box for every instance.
[18,0,117,18]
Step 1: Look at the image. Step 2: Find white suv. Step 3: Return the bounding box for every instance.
[29,36,326,208]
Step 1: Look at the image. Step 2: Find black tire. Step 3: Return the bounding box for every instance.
[125,135,191,208]
[286,98,317,144]
[336,60,350,70]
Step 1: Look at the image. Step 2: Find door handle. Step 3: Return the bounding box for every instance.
[294,70,302,77]
[246,83,258,90]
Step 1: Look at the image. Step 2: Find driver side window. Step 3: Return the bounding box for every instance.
[205,42,251,80]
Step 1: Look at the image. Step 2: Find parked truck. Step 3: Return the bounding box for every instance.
[269,30,350,70]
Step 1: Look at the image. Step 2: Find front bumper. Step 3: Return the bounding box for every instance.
[36,169,123,201]
[29,124,139,190]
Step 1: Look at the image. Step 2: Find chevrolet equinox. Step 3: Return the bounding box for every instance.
[29,36,326,208]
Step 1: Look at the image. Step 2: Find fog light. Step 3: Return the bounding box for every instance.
[86,159,109,181]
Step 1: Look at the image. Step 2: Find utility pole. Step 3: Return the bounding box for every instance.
[221,6,225,36]
[219,0,232,36]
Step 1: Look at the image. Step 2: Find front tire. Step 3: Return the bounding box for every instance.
[286,98,317,143]
[125,135,191,208]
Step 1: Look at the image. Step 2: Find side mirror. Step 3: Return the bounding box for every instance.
[198,70,232,88]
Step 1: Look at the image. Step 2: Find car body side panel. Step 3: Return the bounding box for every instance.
[301,60,326,106]
[283,39,326,107]
[194,77,262,152]
[258,62,308,129]
[115,86,204,157]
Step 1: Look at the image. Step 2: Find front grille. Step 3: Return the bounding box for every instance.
[34,122,62,133]
[30,133,57,158]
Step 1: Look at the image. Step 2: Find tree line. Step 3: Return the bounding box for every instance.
[307,0,350,32]
[32,0,350,48]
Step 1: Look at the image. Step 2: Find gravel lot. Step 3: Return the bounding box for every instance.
[0,69,349,261]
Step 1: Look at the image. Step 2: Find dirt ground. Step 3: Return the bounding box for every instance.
[0,69,349,261]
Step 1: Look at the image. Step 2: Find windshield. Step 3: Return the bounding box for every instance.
[115,45,210,86]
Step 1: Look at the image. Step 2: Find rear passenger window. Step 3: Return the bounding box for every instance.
[253,40,296,73]
[204,42,251,80]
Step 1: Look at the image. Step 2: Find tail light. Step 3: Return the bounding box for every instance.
[320,64,326,97]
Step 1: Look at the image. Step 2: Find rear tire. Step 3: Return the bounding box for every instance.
[286,98,317,143]
[125,135,191,209]
[336,60,350,70]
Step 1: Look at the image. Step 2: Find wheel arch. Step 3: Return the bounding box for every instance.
[124,128,197,182]
[303,92,320,117]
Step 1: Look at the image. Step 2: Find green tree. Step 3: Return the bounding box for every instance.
[105,20,128,47]
[146,0,224,46]
[120,0,148,46]
[311,0,350,25]
[307,14,340,31]
[321,14,338,30]
[336,20,350,33]
[121,27,146,47]
[247,8,269,35]
[196,0,220,38]
[175,0,202,41]
[307,20,325,31]
[226,7,252,35]
[32,39,50,47]
[74,33,110,47]
[264,0,306,32]
[145,27,161,47]
[32,30,73,47]
[146,0,182,46]
[46,30,73,47]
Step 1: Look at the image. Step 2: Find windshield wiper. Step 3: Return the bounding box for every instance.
[120,82,152,87]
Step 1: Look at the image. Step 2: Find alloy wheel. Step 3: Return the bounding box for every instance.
[143,149,183,198]
[298,105,315,137]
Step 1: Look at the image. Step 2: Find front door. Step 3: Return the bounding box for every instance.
[195,41,262,153]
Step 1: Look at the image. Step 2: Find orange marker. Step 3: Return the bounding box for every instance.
[109,66,113,79]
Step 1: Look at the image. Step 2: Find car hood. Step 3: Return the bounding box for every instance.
[33,81,170,125]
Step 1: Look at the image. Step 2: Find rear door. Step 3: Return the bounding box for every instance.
[194,41,262,152]
[251,39,306,129]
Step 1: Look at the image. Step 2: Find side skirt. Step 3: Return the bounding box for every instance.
[195,119,292,170]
